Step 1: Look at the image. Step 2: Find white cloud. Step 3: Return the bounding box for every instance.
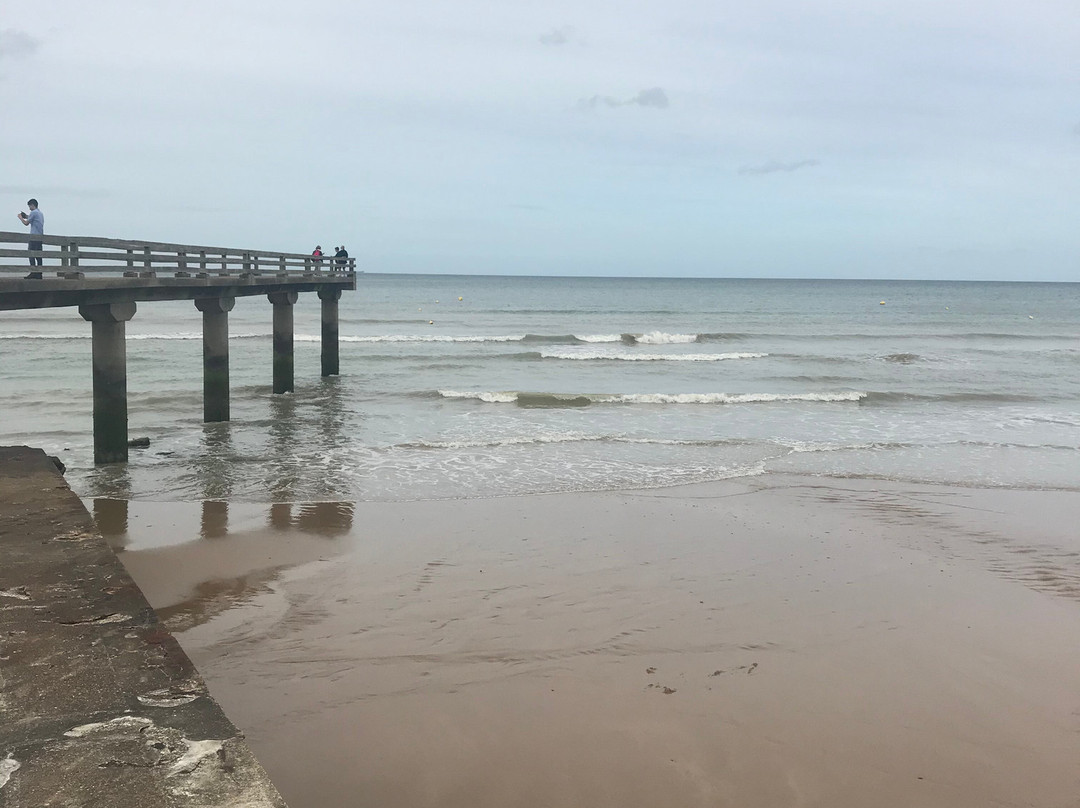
[577,87,669,111]
[739,160,820,176]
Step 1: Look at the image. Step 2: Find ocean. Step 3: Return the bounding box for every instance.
[1,275,1078,502]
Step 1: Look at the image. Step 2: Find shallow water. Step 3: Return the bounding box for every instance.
[3,275,1078,500]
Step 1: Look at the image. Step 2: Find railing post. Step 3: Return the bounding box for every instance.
[176,250,190,277]
[60,244,68,268]
[219,253,229,277]
[142,246,154,277]
[126,248,134,270]
[199,250,207,273]
[69,241,79,267]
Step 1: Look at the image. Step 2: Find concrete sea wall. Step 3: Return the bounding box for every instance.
[0,447,287,807]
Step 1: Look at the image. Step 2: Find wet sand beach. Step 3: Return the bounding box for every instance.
[99,476,1080,808]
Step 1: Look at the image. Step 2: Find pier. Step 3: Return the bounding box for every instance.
[0,231,356,464]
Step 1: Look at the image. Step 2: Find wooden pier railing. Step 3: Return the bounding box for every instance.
[0,231,356,275]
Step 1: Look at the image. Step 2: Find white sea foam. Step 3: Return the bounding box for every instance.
[605,392,867,404]
[780,439,878,453]
[136,332,267,340]
[540,350,767,362]
[330,334,526,343]
[439,390,519,403]
[127,332,201,340]
[0,333,87,340]
[634,331,699,344]
[290,333,699,345]
[332,333,621,344]
[400,434,763,451]
[439,390,867,405]
[407,431,595,450]
[577,334,623,343]
[0,332,267,341]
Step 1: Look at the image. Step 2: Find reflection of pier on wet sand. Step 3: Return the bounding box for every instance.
[94,498,355,633]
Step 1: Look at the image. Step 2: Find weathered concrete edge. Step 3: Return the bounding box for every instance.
[0,447,288,807]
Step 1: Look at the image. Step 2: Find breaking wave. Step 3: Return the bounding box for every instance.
[437,390,868,407]
[624,331,699,345]
[0,332,268,341]
[304,332,739,345]
[539,350,767,362]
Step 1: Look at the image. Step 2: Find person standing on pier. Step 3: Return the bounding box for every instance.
[16,198,44,279]
[312,245,324,268]
[334,245,349,271]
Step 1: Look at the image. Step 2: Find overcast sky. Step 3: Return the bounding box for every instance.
[1,1,1077,279]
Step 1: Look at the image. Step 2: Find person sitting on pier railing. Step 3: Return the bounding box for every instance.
[16,198,44,279]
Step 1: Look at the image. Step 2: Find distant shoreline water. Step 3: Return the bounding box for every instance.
[1,275,1077,501]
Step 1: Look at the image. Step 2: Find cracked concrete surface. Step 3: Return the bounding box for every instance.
[0,447,287,807]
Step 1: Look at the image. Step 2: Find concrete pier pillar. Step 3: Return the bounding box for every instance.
[268,291,298,394]
[195,296,235,422]
[318,287,342,377]
[79,302,137,465]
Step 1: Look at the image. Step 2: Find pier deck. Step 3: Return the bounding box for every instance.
[0,271,353,311]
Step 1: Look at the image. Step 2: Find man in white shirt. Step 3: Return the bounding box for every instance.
[16,198,44,279]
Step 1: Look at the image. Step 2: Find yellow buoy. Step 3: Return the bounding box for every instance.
[429,320,434,325]
[880,301,886,305]
[458,296,463,301]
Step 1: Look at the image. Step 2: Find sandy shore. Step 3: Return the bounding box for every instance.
[99,476,1080,808]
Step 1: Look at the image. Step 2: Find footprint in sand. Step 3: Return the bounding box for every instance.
[709,662,759,677]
